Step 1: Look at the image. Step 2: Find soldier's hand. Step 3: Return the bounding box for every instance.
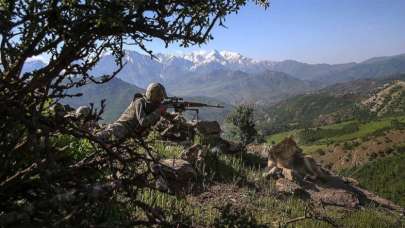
[159,104,167,114]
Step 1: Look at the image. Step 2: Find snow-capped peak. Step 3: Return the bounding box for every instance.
[183,50,220,64]
[181,49,253,66]
[219,50,243,61]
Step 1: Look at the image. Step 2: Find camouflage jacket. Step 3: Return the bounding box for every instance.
[115,96,161,135]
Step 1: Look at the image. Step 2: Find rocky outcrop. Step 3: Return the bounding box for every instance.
[194,121,221,135]
[152,159,196,195]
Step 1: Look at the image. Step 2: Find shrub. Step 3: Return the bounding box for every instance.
[226,105,258,147]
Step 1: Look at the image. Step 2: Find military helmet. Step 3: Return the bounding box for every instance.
[145,83,167,103]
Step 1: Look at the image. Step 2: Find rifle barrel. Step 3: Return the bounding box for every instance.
[164,100,224,109]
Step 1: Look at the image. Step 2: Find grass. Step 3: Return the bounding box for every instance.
[342,150,405,207]
[133,137,405,227]
[323,116,405,143]
[266,116,405,154]
[300,144,328,154]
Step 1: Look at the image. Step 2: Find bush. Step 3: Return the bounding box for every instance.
[226,105,258,147]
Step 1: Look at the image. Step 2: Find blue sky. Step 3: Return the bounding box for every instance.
[134,0,405,64]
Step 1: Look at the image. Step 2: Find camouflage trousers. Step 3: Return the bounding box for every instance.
[95,123,129,143]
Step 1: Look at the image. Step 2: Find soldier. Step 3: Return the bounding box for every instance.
[96,82,169,143]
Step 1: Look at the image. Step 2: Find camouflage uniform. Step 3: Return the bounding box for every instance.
[96,95,162,142]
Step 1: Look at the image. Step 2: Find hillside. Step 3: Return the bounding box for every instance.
[166,69,314,105]
[126,136,404,227]
[343,152,405,207]
[62,78,233,123]
[130,130,405,227]
[266,115,405,208]
[315,54,405,85]
[256,75,405,134]
[63,78,145,123]
[362,80,405,117]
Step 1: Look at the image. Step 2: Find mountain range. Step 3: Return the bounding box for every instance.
[90,50,405,104]
[24,50,405,120]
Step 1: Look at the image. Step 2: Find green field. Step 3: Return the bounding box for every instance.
[266,116,405,154]
[321,116,405,143]
[342,151,405,207]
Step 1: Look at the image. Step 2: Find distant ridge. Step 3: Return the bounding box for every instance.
[23,51,405,105]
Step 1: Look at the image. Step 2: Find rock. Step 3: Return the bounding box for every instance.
[152,159,196,194]
[275,178,307,197]
[195,121,221,135]
[246,143,267,158]
[180,144,207,164]
[157,117,196,142]
[311,188,359,208]
[351,185,404,212]
[209,138,241,154]
[227,140,242,154]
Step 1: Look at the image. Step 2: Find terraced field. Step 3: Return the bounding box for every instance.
[266,116,405,154]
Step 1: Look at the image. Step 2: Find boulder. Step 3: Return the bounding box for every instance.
[310,189,359,208]
[275,178,307,197]
[157,117,196,142]
[209,138,241,154]
[195,121,221,136]
[246,143,268,158]
[227,140,242,154]
[152,159,196,194]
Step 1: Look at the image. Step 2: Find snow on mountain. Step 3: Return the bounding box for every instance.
[182,50,256,69]
[15,49,279,87]
[91,49,276,87]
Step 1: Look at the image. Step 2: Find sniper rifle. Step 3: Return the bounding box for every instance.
[163,96,224,120]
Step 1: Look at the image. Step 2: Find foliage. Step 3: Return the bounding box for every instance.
[268,116,405,151]
[256,93,359,134]
[353,104,377,123]
[0,0,269,226]
[391,118,405,129]
[52,134,93,160]
[343,150,405,207]
[298,122,359,144]
[226,104,258,147]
